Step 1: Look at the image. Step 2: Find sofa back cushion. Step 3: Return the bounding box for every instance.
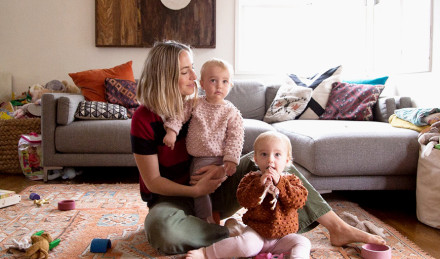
[265,84,281,112]
[226,80,266,120]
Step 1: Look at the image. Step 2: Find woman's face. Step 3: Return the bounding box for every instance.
[178,50,197,96]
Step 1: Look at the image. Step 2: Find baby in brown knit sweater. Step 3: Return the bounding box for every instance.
[186,131,310,259]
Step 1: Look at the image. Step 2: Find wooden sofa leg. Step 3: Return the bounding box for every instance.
[43,167,63,182]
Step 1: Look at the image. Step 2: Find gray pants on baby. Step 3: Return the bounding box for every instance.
[190,156,224,220]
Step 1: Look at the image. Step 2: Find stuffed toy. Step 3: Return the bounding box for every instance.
[340,212,386,238]
[418,121,440,157]
[258,177,280,210]
[29,80,80,103]
[14,80,81,119]
[47,167,83,180]
[25,233,53,259]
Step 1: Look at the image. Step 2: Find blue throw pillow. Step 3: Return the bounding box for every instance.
[344,76,389,85]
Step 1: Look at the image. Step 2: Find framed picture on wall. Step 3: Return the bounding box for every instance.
[95,0,216,48]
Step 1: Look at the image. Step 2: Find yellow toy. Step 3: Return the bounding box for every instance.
[34,199,50,206]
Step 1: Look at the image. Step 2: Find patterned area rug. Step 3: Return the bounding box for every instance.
[0,184,434,259]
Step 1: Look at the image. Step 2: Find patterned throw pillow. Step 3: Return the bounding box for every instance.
[320,82,385,121]
[288,65,343,120]
[263,82,312,123]
[75,101,128,120]
[105,78,139,118]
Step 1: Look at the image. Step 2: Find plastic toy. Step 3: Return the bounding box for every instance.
[25,231,60,259]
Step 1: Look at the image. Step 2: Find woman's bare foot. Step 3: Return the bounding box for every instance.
[186,248,207,259]
[329,223,386,247]
[318,211,386,246]
[224,218,246,237]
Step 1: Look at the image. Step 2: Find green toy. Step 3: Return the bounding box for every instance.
[33,230,61,250]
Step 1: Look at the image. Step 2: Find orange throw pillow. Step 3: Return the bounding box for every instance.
[69,61,135,102]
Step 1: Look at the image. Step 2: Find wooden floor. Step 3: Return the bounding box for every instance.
[1,169,440,258]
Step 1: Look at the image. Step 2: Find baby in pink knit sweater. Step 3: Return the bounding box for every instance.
[163,58,244,223]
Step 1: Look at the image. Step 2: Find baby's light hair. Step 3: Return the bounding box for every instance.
[253,131,293,167]
[200,58,234,83]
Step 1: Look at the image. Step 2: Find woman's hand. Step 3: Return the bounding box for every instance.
[192,170,227,197]
[134,154,222,198]
[191,164,226,185]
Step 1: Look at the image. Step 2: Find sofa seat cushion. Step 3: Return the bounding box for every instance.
[55,120,132,153]
[272,120,419,177]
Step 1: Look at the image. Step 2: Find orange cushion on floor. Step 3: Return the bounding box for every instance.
[69,61,135,102]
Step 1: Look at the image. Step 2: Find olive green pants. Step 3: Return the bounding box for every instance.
[144,152,332,254]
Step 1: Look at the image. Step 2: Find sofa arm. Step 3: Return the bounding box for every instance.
[374,96,396,122]
[374,96,413,122]
[394,96,412,109]
[56,94,85,125]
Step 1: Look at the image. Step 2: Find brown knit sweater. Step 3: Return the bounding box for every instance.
[237,171,308,239]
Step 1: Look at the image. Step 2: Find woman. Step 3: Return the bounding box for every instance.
[130,40,385,255]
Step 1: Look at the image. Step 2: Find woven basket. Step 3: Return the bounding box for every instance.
[0,118,41,174]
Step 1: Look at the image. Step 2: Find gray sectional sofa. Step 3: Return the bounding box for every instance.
[41,80,419,190]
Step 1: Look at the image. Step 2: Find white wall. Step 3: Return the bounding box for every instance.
[0,0,234,95]
[0,0,439,107]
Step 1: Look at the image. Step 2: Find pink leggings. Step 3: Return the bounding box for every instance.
[205,226,311,259]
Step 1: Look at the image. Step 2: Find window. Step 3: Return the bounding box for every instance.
[235,0,432,75]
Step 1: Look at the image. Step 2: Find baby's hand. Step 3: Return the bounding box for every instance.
[261,167,281,185]
[163,129,177,150]
[223,161,237,176]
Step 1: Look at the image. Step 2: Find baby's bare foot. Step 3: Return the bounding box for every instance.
[185,248,207,259]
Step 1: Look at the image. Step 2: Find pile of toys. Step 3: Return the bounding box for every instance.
[0,80,80,120]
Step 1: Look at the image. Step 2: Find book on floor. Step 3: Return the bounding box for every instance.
[0,194,21,208]
[0,189,16,199]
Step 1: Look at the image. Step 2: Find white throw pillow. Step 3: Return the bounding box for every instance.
[264,83,312,123]
[288,65,343,120]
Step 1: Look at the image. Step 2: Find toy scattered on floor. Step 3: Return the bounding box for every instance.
[11,237,31,251]
[34,198,50,206]
[7,231,60,257]
[90,238,112,253]
[255,252,284,259]
[47,167,83,180]
[18,133,44,180]
[340,212,386,238]
[29,193,40,200]
[33,231,60,250]
[25,232,52,259]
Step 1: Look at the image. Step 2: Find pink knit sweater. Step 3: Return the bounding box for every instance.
[165,97,244,165]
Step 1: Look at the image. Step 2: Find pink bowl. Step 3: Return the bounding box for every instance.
[361,244,391,259]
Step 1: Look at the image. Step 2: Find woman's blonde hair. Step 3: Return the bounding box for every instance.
[253,131,293,167]
[137,40,194,118]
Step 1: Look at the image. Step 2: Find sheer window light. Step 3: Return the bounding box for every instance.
[235,0,432,76]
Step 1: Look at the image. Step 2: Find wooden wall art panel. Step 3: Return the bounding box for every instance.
[95,0,216,48]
